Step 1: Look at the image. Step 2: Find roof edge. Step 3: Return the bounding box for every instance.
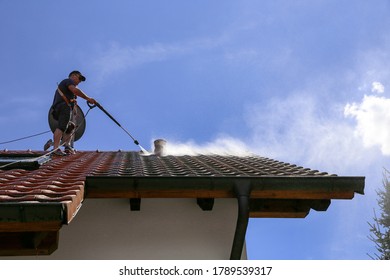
[85,175,365,199]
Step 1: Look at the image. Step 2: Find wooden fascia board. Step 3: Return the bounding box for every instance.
[250,212,310,218]
[85,175,365,200]
[0,231,59,256]
[251,176,365,199]
[249,198,331,218]
[0,203,64,232]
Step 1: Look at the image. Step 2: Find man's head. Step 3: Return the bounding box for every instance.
[69,70,86,83]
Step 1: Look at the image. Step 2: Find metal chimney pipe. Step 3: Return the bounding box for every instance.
[154,139,167,156]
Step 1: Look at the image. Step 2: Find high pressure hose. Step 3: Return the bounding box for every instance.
[87,101,148,153]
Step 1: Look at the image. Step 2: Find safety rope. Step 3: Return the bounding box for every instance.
[0,107,92,170]
[0,130,51,145]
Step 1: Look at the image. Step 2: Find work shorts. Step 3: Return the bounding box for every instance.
[54,103,72,132]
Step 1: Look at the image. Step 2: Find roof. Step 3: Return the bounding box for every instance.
[0,150,365,255]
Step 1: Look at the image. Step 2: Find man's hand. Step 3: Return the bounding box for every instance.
[69,85,97,105]
[87,98,97,105]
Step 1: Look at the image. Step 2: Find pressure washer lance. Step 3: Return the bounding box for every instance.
[87,101,149,154]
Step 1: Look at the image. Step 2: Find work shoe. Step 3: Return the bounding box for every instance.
[52,149,67,156]
[44,139,53,151]
[64,145,76,155]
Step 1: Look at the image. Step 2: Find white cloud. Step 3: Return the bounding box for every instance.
[160,91,374,175]
[89,37,227,82]
[243,92,373,174]
[344,94,390,155]
[91,42,174,80]
[371,81,385,94]
[127,26,390,176]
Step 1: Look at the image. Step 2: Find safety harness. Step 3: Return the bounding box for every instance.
[56,85,76,107]
[54,85,76,134]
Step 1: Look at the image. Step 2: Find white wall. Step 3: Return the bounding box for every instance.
[4,198,247,260]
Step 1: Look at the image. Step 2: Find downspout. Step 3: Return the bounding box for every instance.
[230,180,252,260]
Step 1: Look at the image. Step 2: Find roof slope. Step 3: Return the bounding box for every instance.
[0,150,364,255]
[0,150,365,221]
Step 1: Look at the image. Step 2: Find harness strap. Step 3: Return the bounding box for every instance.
[57,85,75,106]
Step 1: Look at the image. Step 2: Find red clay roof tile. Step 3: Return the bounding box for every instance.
[1,150,363,225]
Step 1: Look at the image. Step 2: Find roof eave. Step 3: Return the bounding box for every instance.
[85,175,365,199]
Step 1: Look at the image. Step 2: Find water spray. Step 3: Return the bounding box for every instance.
[87,101,149,154]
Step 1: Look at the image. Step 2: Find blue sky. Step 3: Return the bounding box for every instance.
[1,0,390,259]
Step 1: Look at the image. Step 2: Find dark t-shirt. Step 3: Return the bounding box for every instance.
[52,78,76,107]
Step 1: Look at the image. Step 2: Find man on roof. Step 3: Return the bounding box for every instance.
[45,70,97,156]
